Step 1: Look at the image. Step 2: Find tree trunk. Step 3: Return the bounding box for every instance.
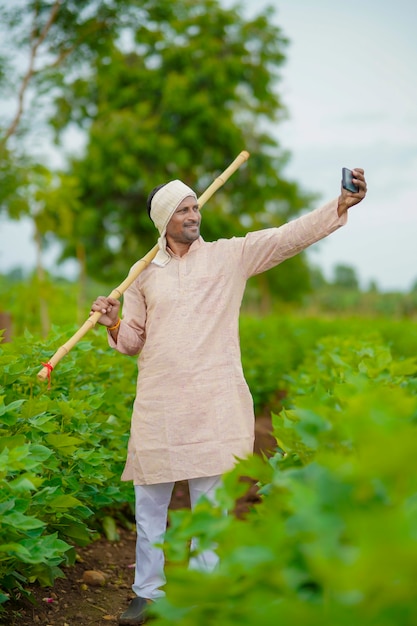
[0,312,12,342]
[257,273,273,314]
[76,242,87,325]
[34,225,50,338]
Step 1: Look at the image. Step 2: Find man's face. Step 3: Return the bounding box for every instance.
[165,195,201,247]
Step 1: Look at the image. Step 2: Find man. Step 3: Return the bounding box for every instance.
[90,168,367,624]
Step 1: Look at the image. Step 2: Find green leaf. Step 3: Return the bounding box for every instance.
[20,533,72,563]
[26,564,66,587]
[0,434,26,451]
[27,445,53,463]
[7,475,38,492]
[0,399,25,416]
[390,357,417,377]
[1,510,46,531]
[45,433,83,454]
[0,543,32,558]
[0,399,25,425]
[28,413,57,432]
[48,494,83,510]
[0,500,15,515]
[58,522,92,546]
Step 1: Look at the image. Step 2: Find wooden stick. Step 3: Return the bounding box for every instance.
[38,150,250,380]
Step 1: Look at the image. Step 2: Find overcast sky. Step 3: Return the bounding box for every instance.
[0,0,416,291]
[258,0,417,291]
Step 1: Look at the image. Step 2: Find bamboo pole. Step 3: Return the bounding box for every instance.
[38,150,250,381]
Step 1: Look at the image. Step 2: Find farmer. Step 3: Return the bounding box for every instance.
[90,168,367,624]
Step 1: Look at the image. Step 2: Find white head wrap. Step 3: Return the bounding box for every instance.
[150,180,197,266]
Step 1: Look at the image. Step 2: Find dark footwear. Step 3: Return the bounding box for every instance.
[118,596,152,625]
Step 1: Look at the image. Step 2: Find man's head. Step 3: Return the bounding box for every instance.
[147,180,201,255]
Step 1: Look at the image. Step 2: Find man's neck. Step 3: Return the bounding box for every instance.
[166,239,193,258]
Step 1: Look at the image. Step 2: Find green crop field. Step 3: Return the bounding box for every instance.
[1,280,417,623]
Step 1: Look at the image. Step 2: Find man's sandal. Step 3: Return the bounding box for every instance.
[118,596,153,625]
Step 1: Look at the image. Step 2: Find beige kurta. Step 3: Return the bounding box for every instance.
[109,199,347,485]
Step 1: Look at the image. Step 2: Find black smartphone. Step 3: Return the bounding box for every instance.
[342,167,359,193]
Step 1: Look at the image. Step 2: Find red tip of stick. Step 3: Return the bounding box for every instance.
[40,362,54,389]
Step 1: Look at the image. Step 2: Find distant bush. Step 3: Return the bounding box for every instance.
[0,272,109,337]
[239,313,417,413]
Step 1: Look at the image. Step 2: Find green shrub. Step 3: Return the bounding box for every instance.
[150,336,417,625]
[0,326,136,603]
[239,314,417,414]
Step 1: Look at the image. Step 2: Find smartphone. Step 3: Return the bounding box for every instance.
[342,167,359,193]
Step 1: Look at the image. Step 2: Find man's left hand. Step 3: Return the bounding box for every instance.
[337,168,367,217]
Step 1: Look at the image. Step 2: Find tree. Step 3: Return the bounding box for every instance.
[309,265,328,291]
[332,264,359,290]
[0,0,316,304]
[367,279,379,293]
[0,0,96,331]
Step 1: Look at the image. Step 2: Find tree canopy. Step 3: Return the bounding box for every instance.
[0,0,317,303]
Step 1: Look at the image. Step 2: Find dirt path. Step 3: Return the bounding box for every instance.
[3,525,139,625]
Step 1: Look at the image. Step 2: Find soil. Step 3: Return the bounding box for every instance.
[1,417,275,626]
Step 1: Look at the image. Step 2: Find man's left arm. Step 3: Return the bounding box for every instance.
[239,168,367,278]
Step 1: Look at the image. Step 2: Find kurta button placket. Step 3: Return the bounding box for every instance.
[177,255,188,305]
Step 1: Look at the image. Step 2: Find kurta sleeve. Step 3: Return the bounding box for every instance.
[239,198,347,279]
[107,272,147,356]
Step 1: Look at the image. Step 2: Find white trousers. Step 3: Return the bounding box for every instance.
[133,475,222,600]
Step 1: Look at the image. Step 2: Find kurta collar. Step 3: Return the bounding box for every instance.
[152,237,204,265]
